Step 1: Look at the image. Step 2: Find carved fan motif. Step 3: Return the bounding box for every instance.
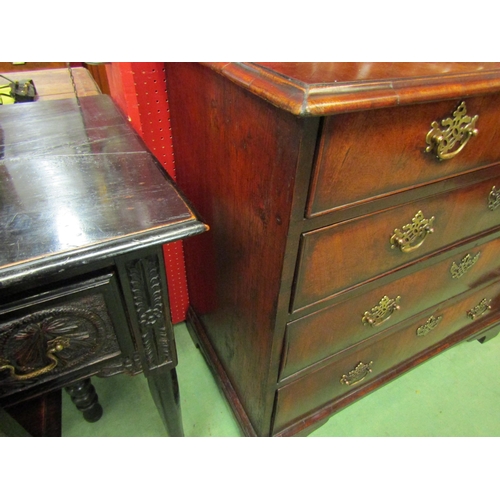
[0,305,107,387]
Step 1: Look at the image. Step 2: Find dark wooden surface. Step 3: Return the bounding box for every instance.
[166,62,500,437]
[0,94,207,436]
[0,95,206,289]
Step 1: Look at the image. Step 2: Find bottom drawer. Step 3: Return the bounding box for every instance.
[272,279,500,434]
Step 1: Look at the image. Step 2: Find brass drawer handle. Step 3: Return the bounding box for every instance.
[0,337,69,381]
[467,298,492,320]
[450,252,481,279]
[425,101,478,161]
[390,211,435,253]
[340,361,373,386]
[488,186,500,211]
[362,295,401,327]
[416,315,443,337]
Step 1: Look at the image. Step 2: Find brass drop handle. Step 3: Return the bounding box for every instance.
[390,210,435,253]
[467,298,492,320]
[425,101,478,161]
[416,315,443,337]
[0,337,69,381]
[340,361,373,386]
[362,295,401,327]
[488,186,500,211]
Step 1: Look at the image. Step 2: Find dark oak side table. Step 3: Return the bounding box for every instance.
[0,94,207,436]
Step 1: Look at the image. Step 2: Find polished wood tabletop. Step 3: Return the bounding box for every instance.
[0,95,207,288]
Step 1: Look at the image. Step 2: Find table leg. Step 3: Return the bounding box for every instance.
[147,366,184,437]
[65,378,103,423]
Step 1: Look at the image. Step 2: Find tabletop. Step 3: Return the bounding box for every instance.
[0,94,207,287]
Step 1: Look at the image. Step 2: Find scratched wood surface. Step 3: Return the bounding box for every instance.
[0,94,206,286]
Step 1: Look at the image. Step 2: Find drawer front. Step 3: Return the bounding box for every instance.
[294,172,500,311]
[308,94,500,217]
[274,279,500,434]
[282,235,500,379]
[0,274,124,398]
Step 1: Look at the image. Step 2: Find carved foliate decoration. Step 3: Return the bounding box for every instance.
[126,255,172,368]
[450,252,481,279]
[97,352,143,377]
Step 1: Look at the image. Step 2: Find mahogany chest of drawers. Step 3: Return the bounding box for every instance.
[165,62,500,436]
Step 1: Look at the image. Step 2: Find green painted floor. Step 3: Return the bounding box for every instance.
[62,322,500,437]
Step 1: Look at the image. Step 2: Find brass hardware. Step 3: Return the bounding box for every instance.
[425,101,478,160]
[467,298,492,320]
[340,361,373,386]
[362,295,401,327]
[488,186,500,211]
[450,252,481,279]
[416,315,443,337]
[0,337,70,381]
[390,211,435,253]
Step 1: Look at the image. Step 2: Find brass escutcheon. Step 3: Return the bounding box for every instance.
[390,211,435,253]
[488,186,500,211]
[425,101,478,160]
[416,315,443,337]
[467,298,492,320]
[0,337,70,381]
[340,361,373,386]
[450,252,481,279]
[362,295,401,327]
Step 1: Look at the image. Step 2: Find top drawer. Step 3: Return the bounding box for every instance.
[307,94,500,217]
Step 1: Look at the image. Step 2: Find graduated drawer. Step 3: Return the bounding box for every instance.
[281,235,500,380]
[273,278,500,434]
[293,171,500,311]
[0,273,125,398]
[308,94,500,217]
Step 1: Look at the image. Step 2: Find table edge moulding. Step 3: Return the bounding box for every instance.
[165,62,500,437]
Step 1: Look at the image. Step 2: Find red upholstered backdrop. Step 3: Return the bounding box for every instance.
[106,63,190,324]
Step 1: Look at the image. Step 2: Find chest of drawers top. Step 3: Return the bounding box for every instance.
[204,62,500,116]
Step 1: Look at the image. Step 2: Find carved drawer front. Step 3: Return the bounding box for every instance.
[294,170,500,312]
[274,278,500,434]
[308,94,500,217]
[0,274,124,398]
[281,235,500,380]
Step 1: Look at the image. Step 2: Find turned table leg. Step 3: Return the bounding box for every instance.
[147,366,184,437]
[65,378,103,423]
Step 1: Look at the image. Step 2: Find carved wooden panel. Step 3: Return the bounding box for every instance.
[0,292,122,396]
[125,254,172,369]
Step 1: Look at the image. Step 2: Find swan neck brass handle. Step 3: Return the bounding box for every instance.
[390,211,435,253]
[467,298,492,320]
[362,295,401,327]
[340,361,373,386]
[425,101,478,161]
[0,337,69,381]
